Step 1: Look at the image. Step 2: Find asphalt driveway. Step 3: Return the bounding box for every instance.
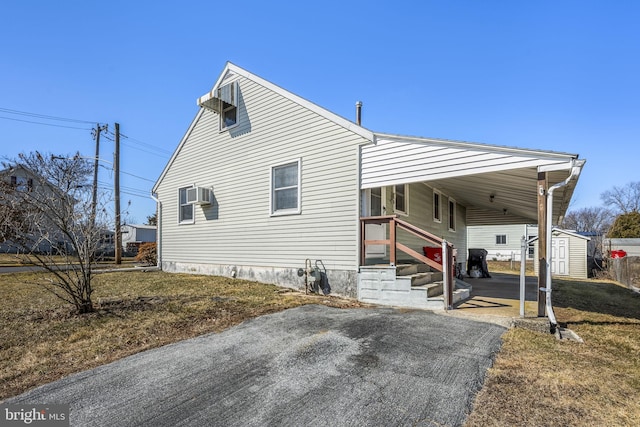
[5,305,506,426]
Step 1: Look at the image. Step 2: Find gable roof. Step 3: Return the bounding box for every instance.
[528,227,591,243]
[153,63,375,192]
[0,164,68,199]
[198,63,375,141]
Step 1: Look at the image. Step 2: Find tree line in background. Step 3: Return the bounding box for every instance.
[562,181,640,238]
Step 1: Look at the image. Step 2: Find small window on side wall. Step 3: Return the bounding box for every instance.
[496,234,507,245]
[217,81,238,131]
[448,198,456,231]
[178,186,194,224]
[433,190,441,223]
[271,159,301,215]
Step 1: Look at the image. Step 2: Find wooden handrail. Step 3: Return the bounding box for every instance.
[360,215,454,308]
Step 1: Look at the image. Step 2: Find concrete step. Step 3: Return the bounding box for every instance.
[452,288,470,304]
[411,281,444,297]
[408,272,443,286]
[396,264,432,276]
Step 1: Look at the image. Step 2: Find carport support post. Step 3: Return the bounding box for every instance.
[537,172,548,317]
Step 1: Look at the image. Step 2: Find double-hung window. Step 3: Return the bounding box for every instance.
[394,184,408,215]
[178,186,194,224]
[271,160,301,215]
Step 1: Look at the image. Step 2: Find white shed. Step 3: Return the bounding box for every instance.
[533,228,590,279]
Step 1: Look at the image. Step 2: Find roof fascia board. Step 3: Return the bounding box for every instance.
[375,132,579,161]
[538,159,585,173]
[152,108,205,193]
[551,227,591,241]
[216,63,376,143]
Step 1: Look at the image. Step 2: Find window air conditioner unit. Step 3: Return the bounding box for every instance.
[186,187,211,205]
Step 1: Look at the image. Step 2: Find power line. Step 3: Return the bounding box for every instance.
[0,115,92,130]
[119,132,173,155]
[120,140,171,159]
[0,107,100,124]
[120,170,156,183]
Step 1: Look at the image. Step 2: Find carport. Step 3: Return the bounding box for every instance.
[360,133,586,320]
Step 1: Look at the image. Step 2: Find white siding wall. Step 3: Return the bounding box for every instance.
[156,76,366,281]
[384,183,467,266]
[467,224,529,261]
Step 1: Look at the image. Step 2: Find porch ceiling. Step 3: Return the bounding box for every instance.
[426,167,576,224]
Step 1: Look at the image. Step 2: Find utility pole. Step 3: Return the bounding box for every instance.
[114,123,122,264]
[91,124,107,227]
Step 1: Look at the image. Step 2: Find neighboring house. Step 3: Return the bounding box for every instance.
[467,224,537,261]
[152,62,586,309]
[0,165,68,253]
[121,224,157,252]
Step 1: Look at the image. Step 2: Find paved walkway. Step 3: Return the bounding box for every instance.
[455,271,540,319]
[6,305,506,426]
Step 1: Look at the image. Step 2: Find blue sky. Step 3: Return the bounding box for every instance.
[2,1,638,223]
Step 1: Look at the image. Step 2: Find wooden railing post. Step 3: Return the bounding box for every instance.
[389,217,397,265]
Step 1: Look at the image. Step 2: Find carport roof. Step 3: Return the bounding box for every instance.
[362,132,586,224]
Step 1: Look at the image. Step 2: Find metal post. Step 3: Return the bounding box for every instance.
[520,236,527,318]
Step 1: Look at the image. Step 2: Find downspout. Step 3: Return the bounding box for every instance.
[150,192,162,269]
[544,160,581,332]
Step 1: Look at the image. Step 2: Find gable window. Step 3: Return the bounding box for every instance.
[433,190,441,223]
[197,80,239,130]
[496,234,507,245]
[11,176,33,192]
[394,184,408,214]
[178,186,194,224]
[219,82,238,130]
[448,198,456,231]
[271,159,301,215]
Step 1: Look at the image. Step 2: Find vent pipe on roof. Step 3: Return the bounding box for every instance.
[355,101,363,126]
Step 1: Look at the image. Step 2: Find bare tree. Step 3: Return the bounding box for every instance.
[0,152,111,314]
[562,207,614,234]
[600,181,640,214]
[562,206,614,259]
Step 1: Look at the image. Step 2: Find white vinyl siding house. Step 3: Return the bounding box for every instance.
[153,62,585,305]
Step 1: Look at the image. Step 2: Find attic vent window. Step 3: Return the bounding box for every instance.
[197,81,239,131]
